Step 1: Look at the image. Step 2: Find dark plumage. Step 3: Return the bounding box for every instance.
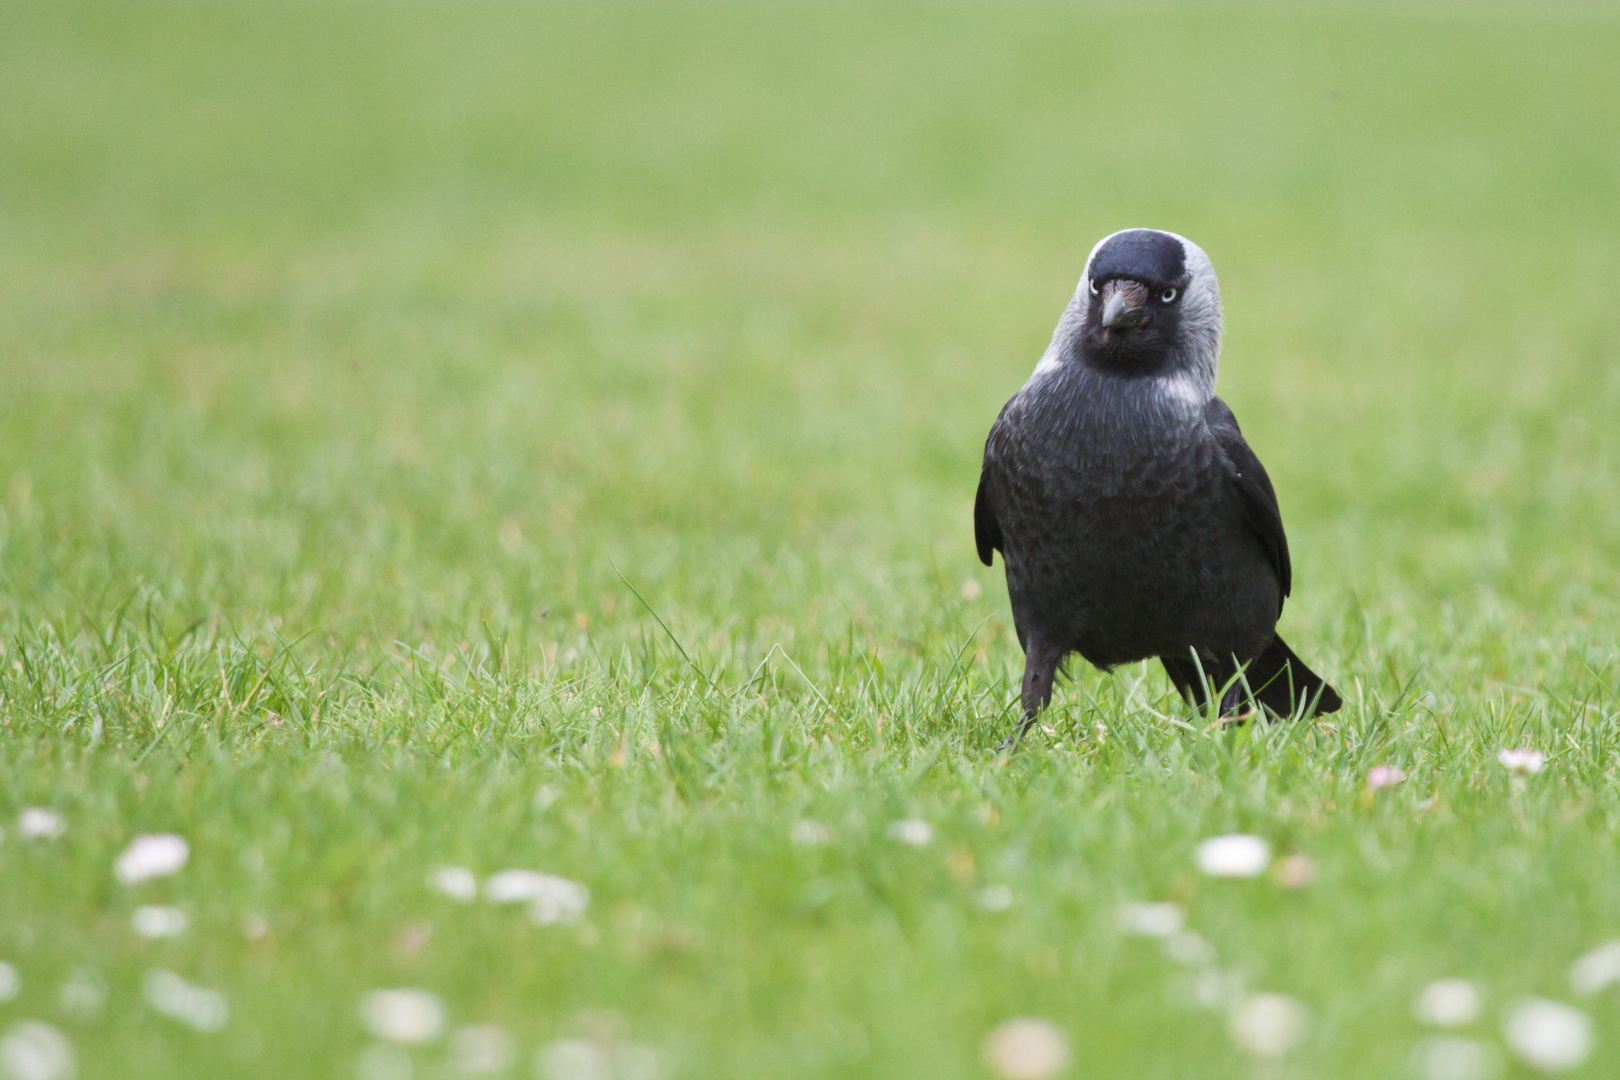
[975,229,1340,745]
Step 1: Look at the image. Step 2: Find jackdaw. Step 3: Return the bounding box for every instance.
[974,228,1341,745]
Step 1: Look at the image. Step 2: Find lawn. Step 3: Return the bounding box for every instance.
[2,2,1620,1077]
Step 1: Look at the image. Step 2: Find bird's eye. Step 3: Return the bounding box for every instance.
[1160,287,1178,303]
[1089,278,1099,296]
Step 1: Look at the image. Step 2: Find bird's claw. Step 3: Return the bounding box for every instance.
[996,715,1043,756]
[1204,707,1257,731]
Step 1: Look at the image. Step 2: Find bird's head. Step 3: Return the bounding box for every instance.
[1067,229,1223,389]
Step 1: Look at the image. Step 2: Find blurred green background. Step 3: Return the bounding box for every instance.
[2,2,1619,1078]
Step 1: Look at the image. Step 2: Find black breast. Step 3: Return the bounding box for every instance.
[985,370,1278,669]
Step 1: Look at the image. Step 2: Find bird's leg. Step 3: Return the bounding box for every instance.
[1217,681,1250,720]
[1216,656,1257,726]
[1168,648,1232,725]
[1161,654,1210,711]
[998,639,1063,753]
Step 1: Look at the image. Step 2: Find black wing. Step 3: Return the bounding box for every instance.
[974,465,1003,567]
[1205,397,1291,605]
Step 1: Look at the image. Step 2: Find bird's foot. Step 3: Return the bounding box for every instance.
[996,715,1043,756]
[1205,707,1256,731]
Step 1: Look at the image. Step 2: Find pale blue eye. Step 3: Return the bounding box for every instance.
[1161,288,1178,303]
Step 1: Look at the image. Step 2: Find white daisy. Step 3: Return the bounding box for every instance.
[131,906,188,939]
[1116,901,1183,938]
[1496,748,1546,775]
[57,969,106,1020]
[1229,994,1307,1057]
[115,834,189,885]
[143,969,228,1032]
[536,1039,609,1080]
[0,1021,74,1080]
[427,865,478,902]
[1195,834,1271,878]
[790,820,832,847]
[1569,940,1620,996]
[355,1043,414,1080]
[1366,765,1407,789]
[360,989,444,1045]
[975,886,1014,912]
[1503,998,1590,1071]
[1411,1036,1501,1080]
[981,1018,1069,1080]
[1415,979,1482,1027]
[886,819,933,847]
[1163,932,1218,967]
[17,809,66,841]
[450,1024,516,1075]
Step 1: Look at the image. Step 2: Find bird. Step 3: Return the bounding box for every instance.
[974,228,1341,747]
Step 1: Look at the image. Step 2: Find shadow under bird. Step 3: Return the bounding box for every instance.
[974,229,1341,747]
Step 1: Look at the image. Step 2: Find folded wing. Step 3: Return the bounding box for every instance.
[1204,396,1291,611]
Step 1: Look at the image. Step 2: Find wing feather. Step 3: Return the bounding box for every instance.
[974,466,1002,567]
[1205,397,1291,605]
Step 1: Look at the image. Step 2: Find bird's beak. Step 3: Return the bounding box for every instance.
[1099,280,1150,330]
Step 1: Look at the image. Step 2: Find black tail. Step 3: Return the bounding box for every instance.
[1244,635,1341,717]
[1161,636,1341,719]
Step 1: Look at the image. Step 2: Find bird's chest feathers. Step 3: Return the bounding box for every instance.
[1008,373,1214,499]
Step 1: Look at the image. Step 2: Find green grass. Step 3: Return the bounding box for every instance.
[3,1,1620,1077]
